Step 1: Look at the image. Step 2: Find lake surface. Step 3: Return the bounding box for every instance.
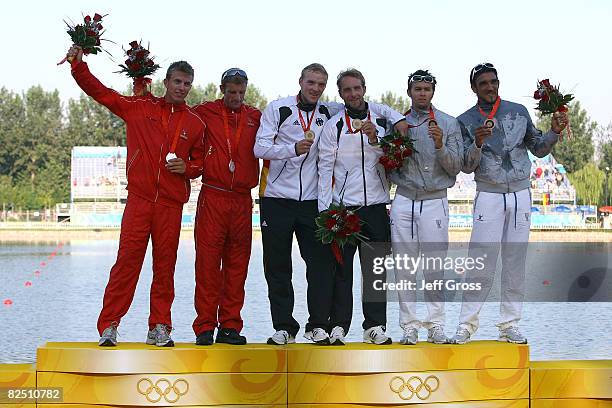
[1,237,611,363]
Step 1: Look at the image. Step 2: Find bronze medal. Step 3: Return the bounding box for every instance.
[484,118,495,129]
[428,119,438,128]
[165,152,177,162]
[352,118,363,131]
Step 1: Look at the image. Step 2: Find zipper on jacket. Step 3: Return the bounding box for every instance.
[360,133,367,206]
[126,149,140,175]
[339,170,349,199]
[156,105,174,202]
[298,151,309,201]
[271,161,288,183]
[376,169,387,193]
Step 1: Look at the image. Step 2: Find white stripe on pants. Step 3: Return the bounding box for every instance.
[390,195,449,330]
[458,188,531,334]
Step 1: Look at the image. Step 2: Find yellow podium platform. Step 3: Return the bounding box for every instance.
[0,342,609,407]
[531,360,612,407]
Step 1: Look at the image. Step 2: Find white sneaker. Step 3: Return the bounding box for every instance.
[98,324,118,347]
[267,330,296,345]
[452,327,472,344]
[427,325,449,344]
[146,324,174,347]
[400,327,418,345]
[363,325,392,345]
[330,326,346,346]
[304,328,330,345]
[498,326,527,344]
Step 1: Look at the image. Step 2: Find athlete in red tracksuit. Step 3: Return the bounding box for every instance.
[191,68,261,345]
[67,46,206,347]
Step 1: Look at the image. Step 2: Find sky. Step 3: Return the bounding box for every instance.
[1,0,611,127]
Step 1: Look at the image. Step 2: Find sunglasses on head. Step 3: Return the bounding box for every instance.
[470,63,495,82]
[409,74,436,85]
[221,68,248,82]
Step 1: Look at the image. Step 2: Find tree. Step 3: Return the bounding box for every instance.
[536,101,596,173]
[567,163,604,205]
[377,91,410,114]
[599,140,612,172]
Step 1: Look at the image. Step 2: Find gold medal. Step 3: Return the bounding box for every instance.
[484,118,495,129]
[351,118,363,131]
[165,152,177,162]
[304,130,315,141]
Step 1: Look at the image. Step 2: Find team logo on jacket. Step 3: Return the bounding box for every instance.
[316,118,324,126]
[436,219,442,229]
[293,120,300,125]
[180,130,188,140]
[248,119,256,127]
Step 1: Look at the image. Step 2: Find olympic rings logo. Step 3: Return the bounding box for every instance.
[389,375,440,400]
[136,378,189,403]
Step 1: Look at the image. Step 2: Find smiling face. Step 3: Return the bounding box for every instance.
[163,70,193,104]
[338,75,366,111]
[471,71,499,104]
[298,70,328,104]
[408,82,434,111]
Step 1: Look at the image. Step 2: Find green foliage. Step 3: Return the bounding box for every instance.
[536,101,595,173]
[377,91,410,114]
[567,163,604,205]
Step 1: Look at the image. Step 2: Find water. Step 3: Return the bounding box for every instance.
[1,237,611,363]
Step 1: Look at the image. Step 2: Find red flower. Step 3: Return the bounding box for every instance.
[136,50,146,59]
[533,90,542,100]
[93,13,103,22]
[84,15,91,23]
[542,94,550,102]
[393,138,403,147]
[130,41,139,49]
[402,148,413,158]
[125,59,131,65]
[131,63,141,71]
[541,79,551,88]
[147,60,155,66]
[558,105,568,112]
[96,23,103,31]
[326,218,337,230]
[328,209,338,216]
[394,151,403,160]
[96,38,101,46]
[86,29,96,37]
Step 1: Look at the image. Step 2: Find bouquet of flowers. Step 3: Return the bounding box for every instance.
[58,13,111,65]
[378,130,417,171]
[315,203,368,264]
[534,78,573,138]
[116,41,161,96]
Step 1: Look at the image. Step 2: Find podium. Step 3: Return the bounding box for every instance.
[0,341,610,406]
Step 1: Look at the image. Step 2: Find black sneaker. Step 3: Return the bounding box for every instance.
[195,330,214,346]
[216,328,247,345]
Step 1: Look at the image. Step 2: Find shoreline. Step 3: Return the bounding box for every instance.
[1,228,611,242]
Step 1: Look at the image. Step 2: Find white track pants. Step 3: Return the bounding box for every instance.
[390,195,449,330]
[458,189,531,334]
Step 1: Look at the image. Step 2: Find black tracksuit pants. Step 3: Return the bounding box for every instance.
[331,203,390,333]
[260,197,335,336]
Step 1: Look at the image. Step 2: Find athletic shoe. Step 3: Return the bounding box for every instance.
[363,325,392,345]
[216,328,247,345]
[146,324,174,347]
[304,328,330,345]
[98,324,118,347]
[267,330,296,345]
[498,326,527,344]
[427,325,449,344]
[452,327,472,344]
[195,330,214,346]
[329,326,346,346]
[399,327,418,345]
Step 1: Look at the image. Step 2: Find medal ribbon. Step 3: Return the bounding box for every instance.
[222,106,246,168]
[161,107,186,154]
[403,106,436,128]
[345,110,371,134]
[296,95,317,132]
[478,96,501,121]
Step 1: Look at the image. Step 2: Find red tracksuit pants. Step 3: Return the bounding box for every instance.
[97,193,182,335]
[193,186,252,335]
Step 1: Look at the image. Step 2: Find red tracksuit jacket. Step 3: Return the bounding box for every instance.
[193,100,261,193]
[71,61,206,208]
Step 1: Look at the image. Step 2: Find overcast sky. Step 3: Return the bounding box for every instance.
[2,0,611,126]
